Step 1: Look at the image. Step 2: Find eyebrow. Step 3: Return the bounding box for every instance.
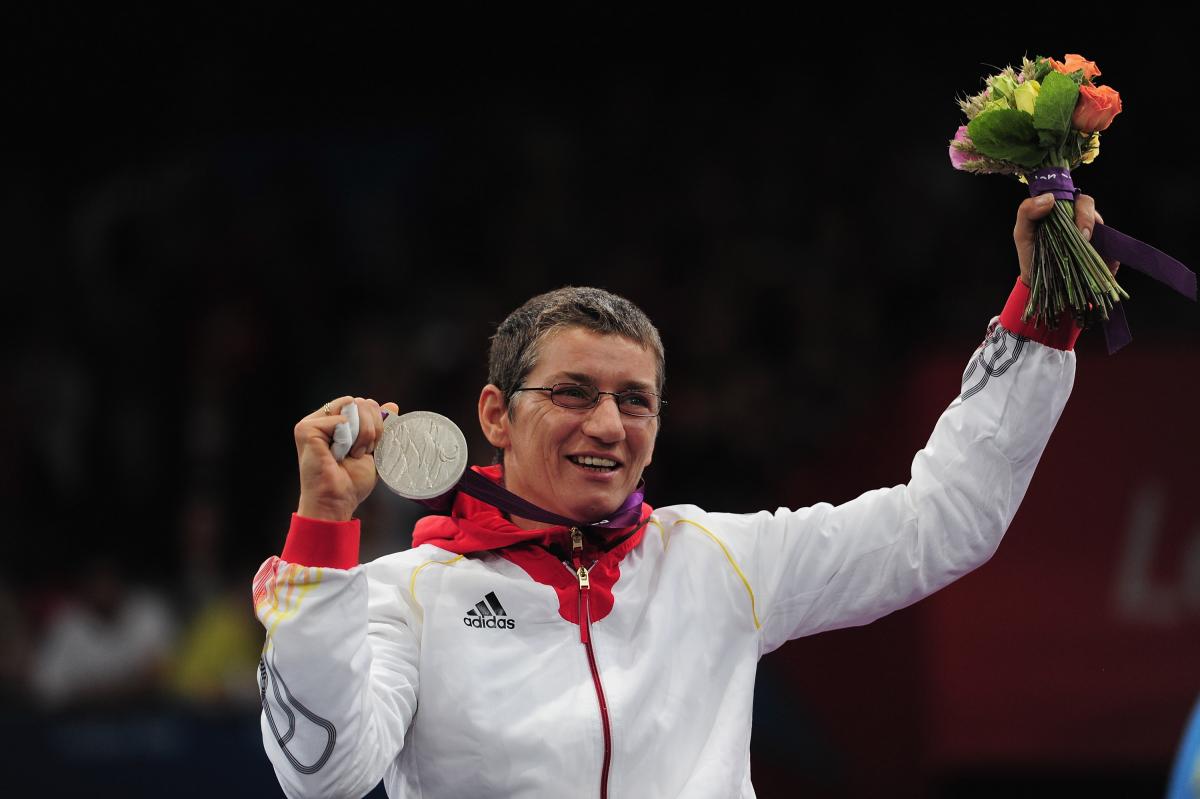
[548,372,655,392]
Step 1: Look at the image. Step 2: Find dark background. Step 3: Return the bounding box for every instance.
[4,10,1198,798]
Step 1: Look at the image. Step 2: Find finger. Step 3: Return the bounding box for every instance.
[1074,193,1097,242]
[352,398,379,457]
[350,397,375,459]
[1014,194,1056,245]
[362,399,383,454]
[305,395,356,422]
[1014,194,1056,283]
[382,402,400,417]
[294,413,349,455]
[303,414,350,435]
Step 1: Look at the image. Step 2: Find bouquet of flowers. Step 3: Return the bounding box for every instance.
[950,54,1126,328]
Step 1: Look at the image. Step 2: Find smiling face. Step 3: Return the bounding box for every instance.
[478,326,659,527]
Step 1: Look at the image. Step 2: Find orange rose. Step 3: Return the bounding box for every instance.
[1073,84,1122,132]
[1049,53,1102,81]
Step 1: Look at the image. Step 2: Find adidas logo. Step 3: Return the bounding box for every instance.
[463,591,516,630]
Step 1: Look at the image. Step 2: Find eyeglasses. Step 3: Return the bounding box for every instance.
[510,383,665,417]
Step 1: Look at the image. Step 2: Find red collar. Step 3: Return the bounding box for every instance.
[412,464,652,559]
[411,464,652,625]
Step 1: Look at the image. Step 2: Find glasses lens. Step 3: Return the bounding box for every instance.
[550,384,598,409]
[617,391,659,416]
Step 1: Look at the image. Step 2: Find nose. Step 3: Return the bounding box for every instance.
[580,394,626,443]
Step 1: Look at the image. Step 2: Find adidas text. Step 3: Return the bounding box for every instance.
[463,616,516,629]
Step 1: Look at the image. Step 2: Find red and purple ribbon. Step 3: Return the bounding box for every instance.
[449,468,646,530]
[1029,166,1196,353]
[413,465,646,530]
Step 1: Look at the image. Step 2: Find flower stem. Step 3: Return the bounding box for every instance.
[1024,197,1129,329]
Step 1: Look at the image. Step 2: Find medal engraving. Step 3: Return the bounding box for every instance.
[374,411,468,500]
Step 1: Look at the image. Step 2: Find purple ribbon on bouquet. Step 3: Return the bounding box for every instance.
[1029,167,1197,353]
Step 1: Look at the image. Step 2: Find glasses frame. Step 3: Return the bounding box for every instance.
[510,383,666,418]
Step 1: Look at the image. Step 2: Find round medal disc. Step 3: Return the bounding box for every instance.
[374,411,469,500]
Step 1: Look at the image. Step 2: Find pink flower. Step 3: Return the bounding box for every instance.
[949,125,980,170]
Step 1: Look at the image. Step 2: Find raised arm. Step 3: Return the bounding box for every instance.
[707,195,1111,654]
[742,306,1074,653]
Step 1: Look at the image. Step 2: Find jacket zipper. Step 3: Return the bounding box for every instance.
[572,527,611,799]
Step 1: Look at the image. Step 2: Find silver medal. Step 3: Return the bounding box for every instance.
[373,411,468,500]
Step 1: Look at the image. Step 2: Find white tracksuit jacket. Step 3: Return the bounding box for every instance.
[254,283,1079,798]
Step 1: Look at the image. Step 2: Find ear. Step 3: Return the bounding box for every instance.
[478,384,511,450]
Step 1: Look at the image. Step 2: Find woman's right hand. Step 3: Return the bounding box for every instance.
[295,396,400,521]
[1014,192,1119,286]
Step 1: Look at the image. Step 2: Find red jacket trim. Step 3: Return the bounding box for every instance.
[280,513,360,569]
[497,518,650,625]
[411,464,653,624]
[999,277,1082,351]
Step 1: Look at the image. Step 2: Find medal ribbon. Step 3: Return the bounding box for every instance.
[443,468,646,530]
[1029,167,1197,353]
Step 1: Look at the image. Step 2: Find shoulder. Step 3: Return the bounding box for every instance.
[362,544,469,583]
[649,503,708,526]
[648,503,829,569]
[647,503,778,560]
[650,503,778,534]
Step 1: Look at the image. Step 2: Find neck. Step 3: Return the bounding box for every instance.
[507,513,558,531]
[457,464,645,531]
[497,469,563,530]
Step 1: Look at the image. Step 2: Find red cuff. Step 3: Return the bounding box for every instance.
[280,513,361,569]
[998,278,1082,351]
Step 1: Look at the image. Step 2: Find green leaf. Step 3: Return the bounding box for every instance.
[1033,71,1079,150]
[966,109,1046,168]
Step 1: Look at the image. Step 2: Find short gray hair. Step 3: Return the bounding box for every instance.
[488,286,665,418]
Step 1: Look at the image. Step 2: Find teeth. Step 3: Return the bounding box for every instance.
[571,455,618,468]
